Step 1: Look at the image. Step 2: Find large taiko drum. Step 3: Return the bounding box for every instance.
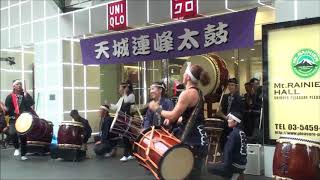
[133,126,194,180]
[273,135,320,180]
[15,112,53,145]
[58,121,84,149]
[110,111,142,141]
[182,54,229,100]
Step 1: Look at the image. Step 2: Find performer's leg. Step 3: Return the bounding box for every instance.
[188,145,208,180]
[123,137,132,157]
[207,163,233,179]
[19,135,27,156]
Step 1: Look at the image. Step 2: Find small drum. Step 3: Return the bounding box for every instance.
[273,135,320,180]
[58,121,84,149]
[205,118,225,129]
[110,111,142,141]
[133,126,194,180]
[15,112,53,145]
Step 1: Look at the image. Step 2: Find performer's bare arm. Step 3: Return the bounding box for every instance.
[149,89,199,123]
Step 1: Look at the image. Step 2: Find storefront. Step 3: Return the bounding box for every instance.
[1,0,319,177]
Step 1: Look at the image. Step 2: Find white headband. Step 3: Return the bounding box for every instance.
[12,80,22,87]
[151,84,165,89]
[227,113,241,123]
[99,105,109,111]
[185,62,198,82]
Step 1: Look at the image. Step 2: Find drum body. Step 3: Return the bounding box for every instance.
[273,135,320,180]
[182,54,229,101]
[133,127,194,180]
[58,121,84,149]
[110,111,142,141]
[15,113,53,145]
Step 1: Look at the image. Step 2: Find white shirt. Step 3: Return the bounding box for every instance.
[110,93,135,111]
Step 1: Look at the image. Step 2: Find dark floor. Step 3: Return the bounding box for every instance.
[0,145,271,180]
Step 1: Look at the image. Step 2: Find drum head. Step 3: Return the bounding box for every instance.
[181,55,220,96]
[15,113,33,133]
[160,145,194,180]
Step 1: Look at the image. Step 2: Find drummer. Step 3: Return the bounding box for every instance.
[218,78,244,152]
[143,82,174,129]
[148,63,210,179]
[208,112,247,179]
[70,110,92,150]
[108,80,135,162]
[94,105,118,157]
[5,79,34,160]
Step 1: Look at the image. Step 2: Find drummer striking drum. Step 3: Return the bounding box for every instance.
[5,79,34,160]
[149,63,210,179]
[143,82,174,129]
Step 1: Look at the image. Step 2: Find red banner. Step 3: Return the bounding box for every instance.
[171,0,198,20]
[107,0,127,30]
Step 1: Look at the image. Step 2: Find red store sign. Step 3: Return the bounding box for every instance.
[171,0,198,20]
[107,0,127,30]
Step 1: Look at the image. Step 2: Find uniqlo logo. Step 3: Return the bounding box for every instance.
[171,0,198,20]
[107,0,127,30]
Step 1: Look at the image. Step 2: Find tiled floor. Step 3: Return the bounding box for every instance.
[0,146,271,180]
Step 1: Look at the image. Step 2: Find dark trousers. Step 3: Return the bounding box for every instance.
[8,123,27,156]
[123,137,132,157]
[219,121,232,152]
[208,163,244,179]
[188,145,207,180]
[94,140,117,156]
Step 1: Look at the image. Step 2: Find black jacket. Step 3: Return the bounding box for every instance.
[222,127,247,169]
[5,92,34,121]
[221,92,244,116]
[100,116,118,144]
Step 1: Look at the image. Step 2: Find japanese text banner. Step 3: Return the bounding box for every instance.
[80,8,257,65]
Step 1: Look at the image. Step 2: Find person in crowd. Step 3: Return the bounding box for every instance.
[218,78,244,152]
[246,78,263,143]
[149,63,210,179]
[94,105,118,157]
[143,82,174,129]
[109,80,135,162]
[208,111,247,179]
[70,109,92,149]
[5,79,34,160]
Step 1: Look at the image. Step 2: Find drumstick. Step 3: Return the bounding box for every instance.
[135,105,144,121]
[146,126,155,156]
[216,86,226,113]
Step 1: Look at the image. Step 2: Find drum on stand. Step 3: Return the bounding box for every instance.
[15,112,53,146]
[57,121,84,149]
[133,126,194,180]
[110,111,142,141]
[204,118,224,164]
[273,135,320,180]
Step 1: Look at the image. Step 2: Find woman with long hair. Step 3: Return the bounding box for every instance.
[149,63,211,179]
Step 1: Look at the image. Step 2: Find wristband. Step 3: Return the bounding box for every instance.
[155,107,163,114]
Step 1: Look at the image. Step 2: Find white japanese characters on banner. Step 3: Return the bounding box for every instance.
[81,8,257,65]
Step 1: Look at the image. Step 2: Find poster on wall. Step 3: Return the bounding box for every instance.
[263,17,320,143]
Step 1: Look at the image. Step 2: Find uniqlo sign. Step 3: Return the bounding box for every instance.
[171,0,198,20]
[107,0,127,30]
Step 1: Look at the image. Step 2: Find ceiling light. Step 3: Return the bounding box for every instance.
[250,48,255,51]
[240,59,245,62]
[231,56,235,59]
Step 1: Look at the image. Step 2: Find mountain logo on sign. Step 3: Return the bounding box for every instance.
[291,49,320,78]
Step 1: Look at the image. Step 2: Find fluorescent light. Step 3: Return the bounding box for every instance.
[231,56,235,59]
[250,48,255,51]
[240,59,245,62]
